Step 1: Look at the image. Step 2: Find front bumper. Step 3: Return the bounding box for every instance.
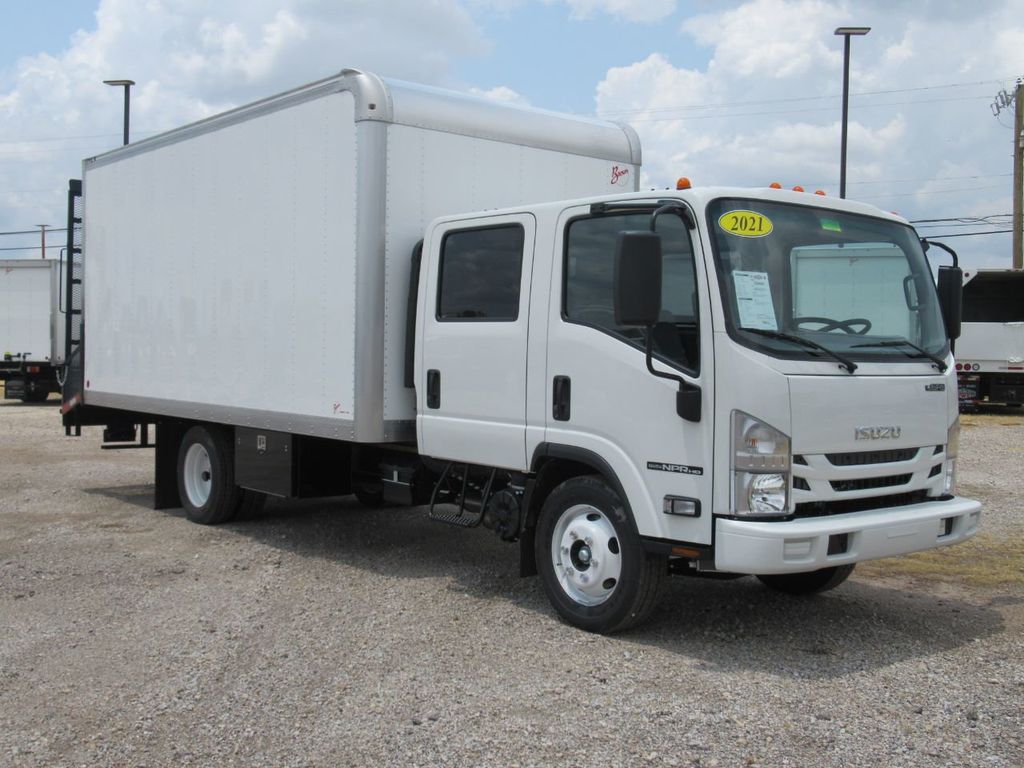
[714,496,981,574]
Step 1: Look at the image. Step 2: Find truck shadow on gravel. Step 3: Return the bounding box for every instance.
[119,488,1005,681]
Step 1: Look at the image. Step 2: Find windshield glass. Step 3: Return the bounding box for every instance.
[707,198,948,363]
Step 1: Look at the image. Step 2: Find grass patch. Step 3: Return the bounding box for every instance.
[858,532,1024,587]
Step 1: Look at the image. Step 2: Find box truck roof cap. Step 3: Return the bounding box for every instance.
[84,68,641,171]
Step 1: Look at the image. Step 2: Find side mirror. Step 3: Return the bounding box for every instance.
[614,231,662,327]
[936,265,962,341]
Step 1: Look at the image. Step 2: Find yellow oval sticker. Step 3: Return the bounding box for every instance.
[718,210,773,238]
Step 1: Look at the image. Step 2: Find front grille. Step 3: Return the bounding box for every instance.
[793,476,810,491]
[831,474,911,492]
[795,490,930,518]
[826,448,917,466]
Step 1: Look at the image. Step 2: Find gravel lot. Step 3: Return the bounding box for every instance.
[1,397,1022,767]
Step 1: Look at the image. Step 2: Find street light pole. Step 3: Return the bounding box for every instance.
[103,79,135,146]
[834,27,870,199]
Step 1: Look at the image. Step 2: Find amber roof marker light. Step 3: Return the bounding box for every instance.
[834,27,870,199]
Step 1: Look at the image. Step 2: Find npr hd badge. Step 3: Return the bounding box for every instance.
[647,461,703,476]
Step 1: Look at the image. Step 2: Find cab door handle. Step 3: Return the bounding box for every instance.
[427,369,441,409]
[553,375,571,421]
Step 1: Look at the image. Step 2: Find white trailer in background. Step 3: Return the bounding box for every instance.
[954,268,1024,408]
[62,69,980,633]
[0,259,64,402]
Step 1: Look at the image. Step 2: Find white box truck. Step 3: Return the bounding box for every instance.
[62,70,981,633]
[954,268,1024,408]
[1,258,65,402]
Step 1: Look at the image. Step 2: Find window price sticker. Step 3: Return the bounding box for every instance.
[733,270,778,330]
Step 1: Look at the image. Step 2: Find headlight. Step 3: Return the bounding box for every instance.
[944,417,959,494]
[732,411,791,516]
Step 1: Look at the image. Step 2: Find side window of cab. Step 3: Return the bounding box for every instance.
[563,212,700,374]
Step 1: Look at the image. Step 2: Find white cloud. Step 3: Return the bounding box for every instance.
[595,1,1024,267]
[469,85,531,105]
[0,0,488,232]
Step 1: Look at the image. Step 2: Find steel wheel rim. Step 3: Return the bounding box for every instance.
[183,442,212,508]
[550,503,622,606]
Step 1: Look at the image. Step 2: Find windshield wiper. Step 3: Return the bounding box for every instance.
[851,339,948,372]
[741,328,857,374]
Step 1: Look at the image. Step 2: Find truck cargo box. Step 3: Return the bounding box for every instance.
[79,69,641,442]
[1,258,64,366]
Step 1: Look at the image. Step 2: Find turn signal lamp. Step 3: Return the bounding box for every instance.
[676,177,692,190]
[814,190,826,196]
[792,185,804,192]
[769,182,782,189]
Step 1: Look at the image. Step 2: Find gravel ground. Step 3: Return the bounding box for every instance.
[1,398,1022,767]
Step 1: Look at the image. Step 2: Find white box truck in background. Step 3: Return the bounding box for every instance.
[1,258,65,402]
[954,268,1024,408]
[61,70,981,633]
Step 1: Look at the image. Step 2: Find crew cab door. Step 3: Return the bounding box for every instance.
[417,214,535,470]
[542,203,714,544]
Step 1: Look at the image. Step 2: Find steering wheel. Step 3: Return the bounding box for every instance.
[794,316,873,335]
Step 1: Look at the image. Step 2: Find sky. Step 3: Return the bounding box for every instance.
[1,0,1021,268]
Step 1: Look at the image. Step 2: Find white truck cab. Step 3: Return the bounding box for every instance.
[415,186,979,630]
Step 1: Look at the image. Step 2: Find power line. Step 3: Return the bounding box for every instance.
[0,228,68,236]
[623,94,993,124]
[910,214,1012,223]
[596,76,1013,118]
[924,229,1013,239]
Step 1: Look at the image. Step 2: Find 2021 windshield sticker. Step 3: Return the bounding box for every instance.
[718,210,773,238]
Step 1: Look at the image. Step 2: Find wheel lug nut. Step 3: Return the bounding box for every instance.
[561,546,569,555]
[584,536,593,546]
[569,531,578,541]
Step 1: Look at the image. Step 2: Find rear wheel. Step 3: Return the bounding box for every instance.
[757,564,855,595]
[535,475,665,634]
[176,425,240,525]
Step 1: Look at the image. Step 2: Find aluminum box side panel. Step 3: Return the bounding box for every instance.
[381,124,641,421]
[957,322,1024,367]
[0,259,58,363]
[84,91,359,435]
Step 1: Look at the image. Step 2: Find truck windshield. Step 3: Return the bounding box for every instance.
[707,198,948,364]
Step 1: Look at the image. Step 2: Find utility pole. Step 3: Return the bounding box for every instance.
[35,224,48,259]
[1013,78,1023,270]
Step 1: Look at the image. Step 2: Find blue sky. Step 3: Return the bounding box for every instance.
[0,1,1021,267]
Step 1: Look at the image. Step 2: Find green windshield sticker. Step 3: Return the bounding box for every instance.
[820,218,842,232]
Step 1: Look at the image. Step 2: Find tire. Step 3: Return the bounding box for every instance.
[535,475,666,634]
[757,564,855,595]
[176,425,241,525]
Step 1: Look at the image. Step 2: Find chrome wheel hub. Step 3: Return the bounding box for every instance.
[550,504,622,606]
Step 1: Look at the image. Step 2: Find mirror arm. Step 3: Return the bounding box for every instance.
[921,238,959,268]
[650,203,696,231]
[644,330,702,422]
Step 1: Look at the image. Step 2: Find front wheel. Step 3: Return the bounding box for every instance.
[535,476,666,634]
[176,425,241,525]
[757,564,855,595]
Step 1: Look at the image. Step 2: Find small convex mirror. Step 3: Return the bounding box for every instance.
[614,231,663,327]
